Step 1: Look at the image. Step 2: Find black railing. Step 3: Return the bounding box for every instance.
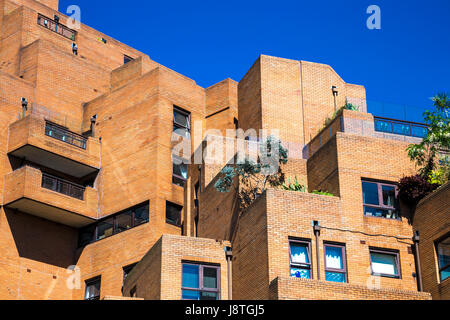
[37,14,77,41]
[374,117,428,138]
[45,121,87,149]
[42,173,85,200]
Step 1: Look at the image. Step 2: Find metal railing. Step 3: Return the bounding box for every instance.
[37,14,77,41]
[41,173,85,200]
[45,121,87,149]
[374,116,428,138]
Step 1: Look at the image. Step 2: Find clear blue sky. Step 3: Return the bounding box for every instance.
[59,0,450,122]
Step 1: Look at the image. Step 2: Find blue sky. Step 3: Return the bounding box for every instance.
[58,0,450,122]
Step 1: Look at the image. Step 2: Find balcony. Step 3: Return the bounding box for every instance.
[374,117,428,138]
[37,14,77,41]
[8,115,100,178]
[2,166,97,227]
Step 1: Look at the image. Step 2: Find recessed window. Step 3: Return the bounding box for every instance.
[172,155,188,187]
[362,180,399,219]
[166,201,182,227]
[369,248,401,278]
[123,263,137,284]
[124,55,134,64]
[78,201,149,247]
[173,106,191,139]
[324,243,347,283]
[84,277,101,300]
[182,263,220,300]
[289,240,312,279]
[437,236,450,282]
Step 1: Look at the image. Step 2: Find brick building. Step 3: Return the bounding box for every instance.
[0,0,442,300]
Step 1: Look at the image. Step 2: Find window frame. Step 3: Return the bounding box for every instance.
[324,242,348,283]
[435,234,450,282]
[362,179,400,220]
[181,262,221,300]
[166,201,183,227]
[84,276,101,300]
[369,248,402,279]
[173,106,191,137]
[289,239,312,279]
[172,154,188,187]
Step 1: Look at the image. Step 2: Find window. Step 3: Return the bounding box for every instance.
[370,248,401,278]
[289,240,312,279]
[181,263,220,300]
[123,263,137,283]
[84,277,101,300]
[166,201,182,227]
[124,55,134,64]
[437,236,450,282]
[172,155,188,187]
[78,201,149,247]
[362,180,399,219]
[324,243,347,283]
[173,106,191,139]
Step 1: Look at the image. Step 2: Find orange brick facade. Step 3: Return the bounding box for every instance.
[0,0,441,301]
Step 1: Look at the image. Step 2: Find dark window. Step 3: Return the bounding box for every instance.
[173,106,191,139]
[173,155,188,187]
[324,243,347,283]
[362,180,399,219]
[124,55,134,64]
[166,201,182,227]
[123,263,137,283]
[289,240,312,279]
[369,248,401,278]
[41,173,85,200]
[437,236,450,282]
[181,263,220,300]
[78,201,149,247]
[84,277,101,300]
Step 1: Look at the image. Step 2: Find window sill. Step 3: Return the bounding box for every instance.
[371,273,401,279]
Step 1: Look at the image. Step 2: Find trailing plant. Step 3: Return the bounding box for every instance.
[319,100,360,133]
[398,175,439,206]
[214,135,289,211]
[281,177,306,192]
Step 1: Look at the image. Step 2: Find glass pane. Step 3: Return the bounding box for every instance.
[441,266,450,281]
[290,267,311,279]
[173,125,191,139]
[362,182,379,205]
[182,264,199,289]
[115,211,133,233]
[438,238,450,270]
[364,206,398,219]
[326,272,346,283]
[203,267,218,289]
[374,119,392,133]
[174,110,189,128]
[134,203,149,226]
[201,291,218,300]
[371,252,398,276]
[393,122,411,136]
[412,126,428,138]
[182,290,200,300]
[325,246,343,270]
[96,218,114,240]
[290,243,309,264]
[166,203,182,226]
[173,162,188,179]
[382,185,396,207]
[85,280,100,299]
[173,175,186,187]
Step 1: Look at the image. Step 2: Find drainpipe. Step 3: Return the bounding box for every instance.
[413,231,423,292]
[313,221,321,280]
[90,115,97,137]
[225,246,233,300]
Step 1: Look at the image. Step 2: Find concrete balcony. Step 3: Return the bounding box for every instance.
[7,115,100,178]
[3,166,98,227]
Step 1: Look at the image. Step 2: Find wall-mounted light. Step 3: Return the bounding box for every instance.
[21,98,28,118]
[54,15,60,23]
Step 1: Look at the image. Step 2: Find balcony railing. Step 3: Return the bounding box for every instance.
[45,121,87,149]
[41,173,85,200]
[37,14,77,41]
[374,117,428,138]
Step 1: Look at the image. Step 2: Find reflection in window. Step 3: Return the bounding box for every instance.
[289,240,311,279]
[182,263,220,300]
[437,236,450,282]
[173,106,191,139]
[173,155,188,187]
[84,277,101,300]
[166,201,182,227]
[370,249,400,278]
[362,180,399,219]
[324,243,347,283]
